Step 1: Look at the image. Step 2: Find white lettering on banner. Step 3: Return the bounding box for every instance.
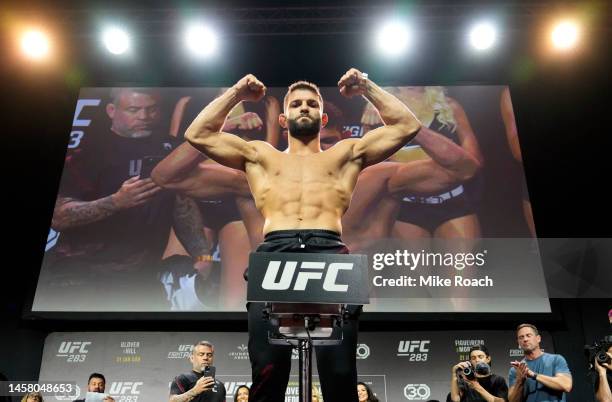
[68,131,85,149]
[228,344,250,360]
[397,340,430,361]
[109,382,143,395]
[56,341,91,362]
[46,228,60,251]
[398,341,429,354]
[168,344,193,359]
[58,341,91,354]
[73,99,101,127]
[261,261,352,292]
[454,339,485,353]
[404,384,431,400]
[344,125,363,137]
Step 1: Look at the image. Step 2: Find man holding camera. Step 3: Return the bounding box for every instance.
[169,341,226,402]
[593,341,612,402]
[509,323,572,402]
[449,345,508,402]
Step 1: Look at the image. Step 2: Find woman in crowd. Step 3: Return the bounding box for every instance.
[357,382,379,402]
[234,385,249,402]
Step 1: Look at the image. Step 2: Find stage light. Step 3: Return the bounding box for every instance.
[551,20,579,51]
[185,24,218,58]
[102,27,130,55]
[469,22,497,50]
[375,21,412,56]
[21,30,50,60]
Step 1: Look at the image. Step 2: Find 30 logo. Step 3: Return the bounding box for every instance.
[397,340,430,361]
[56,341,91,363]
[356,343,370,359]
[404,384,431,400]
[261,261,353,291]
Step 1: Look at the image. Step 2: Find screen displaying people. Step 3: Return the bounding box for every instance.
[33,84,536,313]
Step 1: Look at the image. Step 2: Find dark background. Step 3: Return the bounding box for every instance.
[0,0,610,401]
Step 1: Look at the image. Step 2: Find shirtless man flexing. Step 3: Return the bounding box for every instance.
[171,68,420,402]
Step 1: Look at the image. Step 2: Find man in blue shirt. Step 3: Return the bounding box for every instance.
[508,323,573,402]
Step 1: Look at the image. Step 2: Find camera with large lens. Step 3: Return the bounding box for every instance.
[584,336,612,371]
[458,362,491,380]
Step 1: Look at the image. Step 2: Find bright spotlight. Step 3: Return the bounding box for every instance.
[376,21,412,56]
[21,30,50,60]
[469,22,497,50]
[103,27,130,55]
[551,21,579,50]
[185,24,218,58]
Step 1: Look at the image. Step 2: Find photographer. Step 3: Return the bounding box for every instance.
[169,340,226,402]
[449,345,508,402]
[593,341,612,402]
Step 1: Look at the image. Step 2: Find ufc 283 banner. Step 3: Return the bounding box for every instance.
[37,331,554,402]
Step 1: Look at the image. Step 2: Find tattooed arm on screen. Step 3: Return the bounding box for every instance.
[51,176,161,231]
[172,194,214,276]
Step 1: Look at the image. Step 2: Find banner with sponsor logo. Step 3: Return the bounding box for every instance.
[38,331,554,402]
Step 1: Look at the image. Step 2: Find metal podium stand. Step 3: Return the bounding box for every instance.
[247,252,369,402]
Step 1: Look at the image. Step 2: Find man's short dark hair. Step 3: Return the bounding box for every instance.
[283,81,323,111]
[517,323,539,336]
[469,344,490,357]
[88,373,106,383]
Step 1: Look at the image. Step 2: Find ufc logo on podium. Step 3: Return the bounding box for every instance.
[248,252,369,304]
[261,261,353,292]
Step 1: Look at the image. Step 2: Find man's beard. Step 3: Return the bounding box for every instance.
[287,115,321,138]
[128,129,153,138]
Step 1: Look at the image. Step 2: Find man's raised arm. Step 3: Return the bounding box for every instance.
[184,74,266,171]
[338,68,421,167]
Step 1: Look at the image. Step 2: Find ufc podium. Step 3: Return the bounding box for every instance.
[247,252,369,402]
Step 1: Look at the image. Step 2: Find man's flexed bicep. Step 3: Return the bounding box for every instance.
[187,131,259,171]
[338,68,421,168]
[352,123,418,167]
[184,74,266,171]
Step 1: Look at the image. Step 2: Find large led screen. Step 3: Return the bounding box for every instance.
[32,85,548,313]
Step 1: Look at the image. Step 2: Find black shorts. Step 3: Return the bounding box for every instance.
[257,229,349,254]
[197,198,242,232]
[397,194,475,233]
